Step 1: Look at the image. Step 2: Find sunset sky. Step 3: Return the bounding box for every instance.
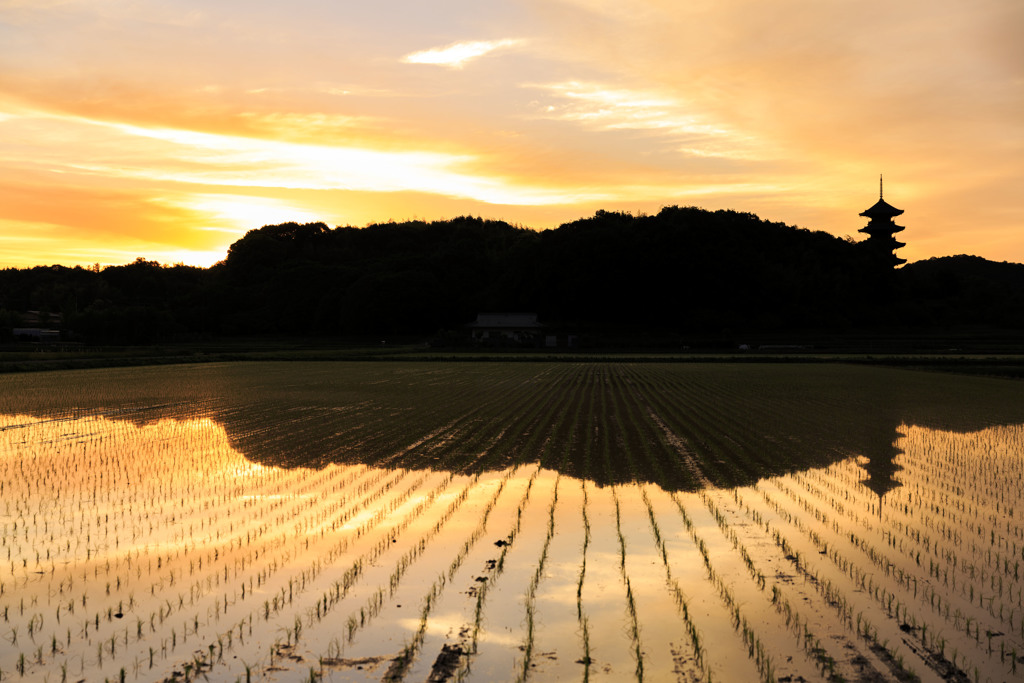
[1,0,1021,268]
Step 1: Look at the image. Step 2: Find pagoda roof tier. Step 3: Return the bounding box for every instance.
[859,198,904,219]
[858,236,906,251]
[859,222,905,236]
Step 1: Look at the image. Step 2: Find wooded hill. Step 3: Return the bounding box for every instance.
[2,207,1023,345]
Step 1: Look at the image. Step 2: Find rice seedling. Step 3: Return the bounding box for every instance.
[1,361,1023,681]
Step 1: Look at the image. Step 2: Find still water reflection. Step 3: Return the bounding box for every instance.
[3,361,1024,490]
[1,362,1023,682]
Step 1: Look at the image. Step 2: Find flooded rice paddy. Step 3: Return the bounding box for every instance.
[2,361,1024,682]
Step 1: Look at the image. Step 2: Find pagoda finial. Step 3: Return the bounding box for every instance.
[879,174,883,200]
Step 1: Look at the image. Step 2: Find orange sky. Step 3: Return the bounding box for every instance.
[1,0,1021,268]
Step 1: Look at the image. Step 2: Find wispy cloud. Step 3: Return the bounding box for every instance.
[5,110,597,207]
[1,0,1022,266]
[402,39,525,69]
[527,81,765,160]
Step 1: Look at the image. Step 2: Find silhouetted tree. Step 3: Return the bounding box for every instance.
[2,208,1022,344]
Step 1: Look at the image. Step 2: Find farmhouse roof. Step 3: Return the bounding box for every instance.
[467,313,543,329]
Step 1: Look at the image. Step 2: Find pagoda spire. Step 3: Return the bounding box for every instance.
[859,176,906,268]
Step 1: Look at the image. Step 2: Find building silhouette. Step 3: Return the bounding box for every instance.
[859,176,906,267]
[859,422,904,518]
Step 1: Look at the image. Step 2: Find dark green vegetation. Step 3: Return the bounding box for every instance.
[2,208,1023,345]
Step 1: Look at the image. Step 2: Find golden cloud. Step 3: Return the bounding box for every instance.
[402,39,527,69]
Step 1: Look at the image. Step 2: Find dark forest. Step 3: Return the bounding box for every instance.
[2,207,1023,346]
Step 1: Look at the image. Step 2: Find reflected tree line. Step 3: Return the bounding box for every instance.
[2,208,1024,344]
[2,363,1023,494]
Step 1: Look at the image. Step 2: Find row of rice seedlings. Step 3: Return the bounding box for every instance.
[343,469,501,680]
[334,411,525,640]
[172,470,468,678]
[388,470,518,678]
[454,465,543,682]
[0,404,466,680]
[180,362,569,679]
[623,366,860,680]
[784,474,952,616]
[619,364,786,486]
[510,367,597,682]
[330,474,468,643]
[513,474,561,683]
[794,443,1024,658]
[569,369,650,679]
[571,368,649,681]
[807,448,1024,609]
[603,369,719,681]
[611,365,712,492]
[753,463,1007,680]
[620,366,819,679]
[0,363,546,679]
[750,477,951,671]
[572,369,600,683]
[446,368,588,680]
[702,490,865,680]
[887,429,1024,674]
[137,462,438,681]
[637,487,710,679]
[223,421,514,677]
[717,485,920,681]
[577,479,592,682]
[610,488,645,682]
[668,492,777,682]
[614,365,736,485]
[898,429,1024,590]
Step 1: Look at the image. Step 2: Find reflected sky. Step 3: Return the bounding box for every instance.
[2,361,1023,491]
[3,362,1024,681]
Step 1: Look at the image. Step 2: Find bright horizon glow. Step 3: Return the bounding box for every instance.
[0,0,1021,268]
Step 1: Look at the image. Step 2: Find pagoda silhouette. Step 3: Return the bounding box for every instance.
[859,421,904,518]
[859,175,906,267]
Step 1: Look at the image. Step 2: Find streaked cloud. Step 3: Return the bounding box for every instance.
[94,118,600,206]
[527,80,766,160]
[0,0,1021,267]
[402,39,525,69]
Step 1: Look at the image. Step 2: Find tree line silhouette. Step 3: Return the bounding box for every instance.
[1,207,1023,345]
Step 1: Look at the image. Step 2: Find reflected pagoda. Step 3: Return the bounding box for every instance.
[859,175,906,267]
[859,424,904,518]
